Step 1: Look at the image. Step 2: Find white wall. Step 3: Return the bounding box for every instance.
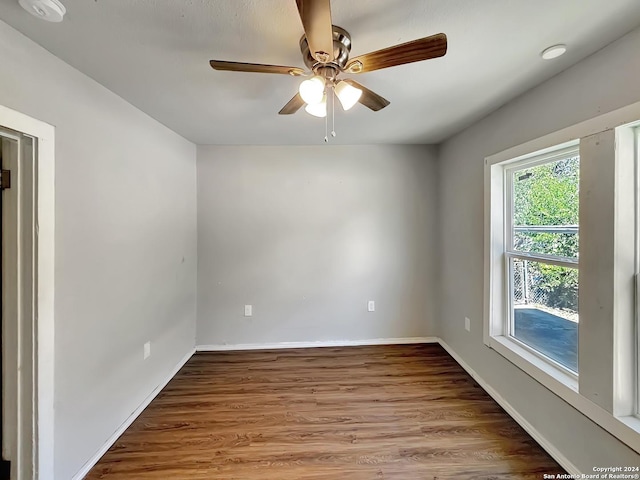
[438,26,640,470]
[197,145,438,346]
[0,21,197,480]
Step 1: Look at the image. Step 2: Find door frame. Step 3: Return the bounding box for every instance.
[0,105,55,479]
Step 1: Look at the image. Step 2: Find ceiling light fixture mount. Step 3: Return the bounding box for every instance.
[541,44,567,60]
[18,0,66,22]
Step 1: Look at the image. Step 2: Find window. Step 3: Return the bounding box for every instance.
[484,106,640,454]
[505,147,580,375]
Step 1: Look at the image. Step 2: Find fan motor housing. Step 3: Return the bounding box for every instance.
[300,25,352,71]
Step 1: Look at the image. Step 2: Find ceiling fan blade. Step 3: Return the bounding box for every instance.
[296,0,334,62]
[342,79,390,111]
[345,33,447,74]
[210,60,305,76]
[278,93,305,115]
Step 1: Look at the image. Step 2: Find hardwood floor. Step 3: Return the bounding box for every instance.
[86,344,564,479]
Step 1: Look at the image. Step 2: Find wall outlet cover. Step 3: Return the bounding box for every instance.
[143,341,151,360]
[367,300,375,312]
[244,305,253,317]
[464,317,471,332]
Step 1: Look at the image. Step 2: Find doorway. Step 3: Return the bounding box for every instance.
[0,128,36,480]
[0,135,8,480]
[0,105,55,480]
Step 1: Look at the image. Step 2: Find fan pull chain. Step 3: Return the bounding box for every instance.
[324,86,329,143]
[331,88,336,138]
[324,110,328,143]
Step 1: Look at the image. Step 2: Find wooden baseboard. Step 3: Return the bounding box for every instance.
[196,337,439,352]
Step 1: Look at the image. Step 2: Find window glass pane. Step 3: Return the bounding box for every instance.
[512,155,579,258]
[510,258,578,373]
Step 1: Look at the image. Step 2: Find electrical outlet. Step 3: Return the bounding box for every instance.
[367,300,375,312]
[464,317,471,332]
[244,305,253,317]
[143,341,151,360]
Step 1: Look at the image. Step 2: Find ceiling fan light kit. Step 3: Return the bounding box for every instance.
[209,0,448,140]
[18,0,66,22]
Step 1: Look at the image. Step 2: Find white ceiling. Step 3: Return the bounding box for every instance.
[2,0,640,145]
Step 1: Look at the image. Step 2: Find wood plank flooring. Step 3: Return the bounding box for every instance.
[86,344,565,479]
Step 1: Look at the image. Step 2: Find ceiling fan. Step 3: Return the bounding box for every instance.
[210,0,448,118]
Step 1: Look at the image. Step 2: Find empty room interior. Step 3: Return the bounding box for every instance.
[1,0,640,478]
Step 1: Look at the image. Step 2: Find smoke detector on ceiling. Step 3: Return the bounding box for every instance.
[18,0,66,22]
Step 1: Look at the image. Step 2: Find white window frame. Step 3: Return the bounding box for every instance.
[502,146,580,379]
[486,140,581,393]
[484,100,640,454]
[636,126,640,418]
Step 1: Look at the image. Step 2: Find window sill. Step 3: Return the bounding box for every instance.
[619,415,640,434]
[489,335,578,392]
[488,335,640,453]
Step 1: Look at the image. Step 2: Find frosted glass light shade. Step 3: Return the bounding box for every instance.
[305,94,327,117]
[299,76,326,105]
[335,81,362,111]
